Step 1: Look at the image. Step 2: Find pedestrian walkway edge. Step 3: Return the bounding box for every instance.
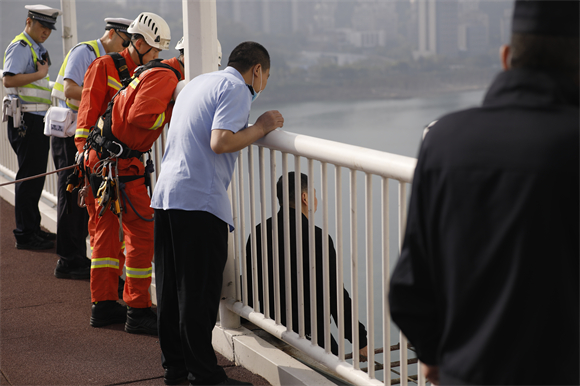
[1,174,330,386]
[212,323,336,386]
[0,173,57,234]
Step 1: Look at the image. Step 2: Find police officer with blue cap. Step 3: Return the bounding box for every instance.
[2,4,61,250]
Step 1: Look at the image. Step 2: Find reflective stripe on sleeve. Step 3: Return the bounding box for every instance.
[91,258,120,269]
[107,76,122,90]
[125,266,152,279]
[75,127,90,139]
[148,111,165,130]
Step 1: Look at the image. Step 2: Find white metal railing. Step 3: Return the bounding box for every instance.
[0,73,58,206]
[1,79,423,384]
[222,129,423,386]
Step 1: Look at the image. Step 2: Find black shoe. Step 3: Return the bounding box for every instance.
[164,368,189,385]
[214,378,252,386]
[16,234,54,250]
[118,277,125,299]
[36,229,57,241]
[125,306,158,335]
[90,300,127,327]
[54,257,90,280]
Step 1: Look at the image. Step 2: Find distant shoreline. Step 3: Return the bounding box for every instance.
[257,70,497,105]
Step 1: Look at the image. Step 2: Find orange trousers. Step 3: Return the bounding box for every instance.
[90,178,154,308]
[85,185,125,295]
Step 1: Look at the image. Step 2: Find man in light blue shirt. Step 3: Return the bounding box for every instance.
[50,17,132,281]
[151,41,284,386]
[3,4,61,250]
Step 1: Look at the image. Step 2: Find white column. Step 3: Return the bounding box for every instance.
[60,0,78,56]
[182,0,219,82]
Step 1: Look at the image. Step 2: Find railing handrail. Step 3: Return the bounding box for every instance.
[255,129,417,183]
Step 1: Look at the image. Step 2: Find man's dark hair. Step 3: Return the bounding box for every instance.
[227,41,270,73]
[131,33,144,43]
[277,172,308,208]
[510,33,579,81]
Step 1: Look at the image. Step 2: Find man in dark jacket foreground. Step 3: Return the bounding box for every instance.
[389,1,579,385]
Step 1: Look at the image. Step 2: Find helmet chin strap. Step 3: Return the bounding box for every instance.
[130,40,152,65]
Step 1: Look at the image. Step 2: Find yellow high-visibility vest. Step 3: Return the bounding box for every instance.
[3,33,51,107]
[51,40,101,111]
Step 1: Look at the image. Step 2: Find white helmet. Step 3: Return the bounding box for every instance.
[175,36,184,51]
[128,12,171,50]
[217,40,222,67]
[175,37,222,66]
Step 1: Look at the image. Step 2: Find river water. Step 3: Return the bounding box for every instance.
[245,89,487,380]
[250,89,486,158]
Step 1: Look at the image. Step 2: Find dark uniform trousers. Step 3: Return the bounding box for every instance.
[7,113,50,243]
[154,209,228,385]
[51,135,88,261]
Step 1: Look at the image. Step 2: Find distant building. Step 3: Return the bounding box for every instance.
[458,2,489,54]
[414,0,459,58]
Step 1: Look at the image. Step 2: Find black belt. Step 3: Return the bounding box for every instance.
[87,130,143,159]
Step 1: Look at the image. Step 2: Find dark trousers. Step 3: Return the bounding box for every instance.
[51,135,88,261]
[7,113,50,242]
[154,209,228,385]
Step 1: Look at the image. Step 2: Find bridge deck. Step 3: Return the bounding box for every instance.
[0,197,269,386]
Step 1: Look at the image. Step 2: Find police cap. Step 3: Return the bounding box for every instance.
[104,18,133,35]
[25,4,61,31]
[512,0,579,37]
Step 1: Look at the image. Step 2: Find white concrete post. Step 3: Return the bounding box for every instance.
[60,0,78,56]
[221,186,241,329]
[182,0,219,82]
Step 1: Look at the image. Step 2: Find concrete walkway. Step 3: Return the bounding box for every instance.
[0,196,269,386]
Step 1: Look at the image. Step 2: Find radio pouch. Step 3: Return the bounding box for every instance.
[44,106,77,137]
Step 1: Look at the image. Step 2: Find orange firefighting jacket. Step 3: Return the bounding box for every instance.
[74,48,138,155]
[111,57,183,154]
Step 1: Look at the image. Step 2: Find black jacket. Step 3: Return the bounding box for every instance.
[389,69,579,385]
[246,208,368,354]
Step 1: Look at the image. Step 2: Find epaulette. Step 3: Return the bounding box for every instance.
[19,40,27,47]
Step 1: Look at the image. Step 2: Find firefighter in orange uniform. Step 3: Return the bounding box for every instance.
[74,12,170,334]
[102,56,184,335]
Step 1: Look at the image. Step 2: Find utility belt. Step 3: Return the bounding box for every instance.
[2,96,49,128]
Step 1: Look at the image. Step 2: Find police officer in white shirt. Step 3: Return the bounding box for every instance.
[2,4,61,250]
[50,17,133,280]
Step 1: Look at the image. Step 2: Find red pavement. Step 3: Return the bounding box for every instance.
[0,197,269,386]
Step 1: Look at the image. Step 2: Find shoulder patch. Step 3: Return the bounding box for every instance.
[19,40,27,47]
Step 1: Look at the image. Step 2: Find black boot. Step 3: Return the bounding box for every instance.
[54,257,90,280]
[164,367,189,385]
[90,300,127,327]
[125,306,158,335]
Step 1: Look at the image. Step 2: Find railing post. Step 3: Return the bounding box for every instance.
[182,0,218,82]
[60,0,78,56]
[221,184,241,329]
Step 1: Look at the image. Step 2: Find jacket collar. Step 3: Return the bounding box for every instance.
[483,68,579,109]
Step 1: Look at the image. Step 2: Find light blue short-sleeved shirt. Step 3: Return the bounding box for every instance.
[57,39,103,109]
[151,66,252,231]
[3,31,48,116]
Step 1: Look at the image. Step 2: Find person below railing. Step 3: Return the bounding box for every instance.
[245,172,369,360]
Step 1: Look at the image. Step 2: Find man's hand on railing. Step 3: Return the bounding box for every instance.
[254,110,284,136]
[421,363,440,385]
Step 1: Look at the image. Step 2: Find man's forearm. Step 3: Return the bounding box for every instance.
[210,125,268,154]
[3,72,45,88]
[64,79,83,100]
